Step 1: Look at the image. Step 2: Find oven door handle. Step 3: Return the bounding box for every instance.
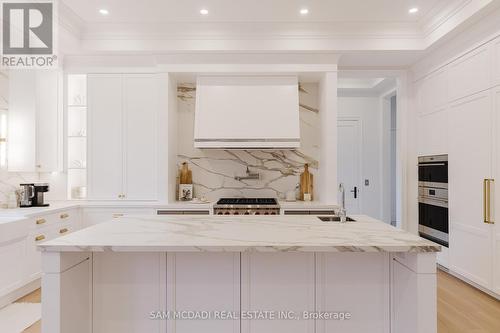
[418,163,447,167]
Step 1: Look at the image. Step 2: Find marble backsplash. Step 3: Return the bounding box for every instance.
[177,82,320,201]
[0,71,39,207]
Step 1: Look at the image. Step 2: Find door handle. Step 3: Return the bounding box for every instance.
[484,179,495,224]
[351,186,358,199]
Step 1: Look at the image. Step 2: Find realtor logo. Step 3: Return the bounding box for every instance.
[1,0,57,68]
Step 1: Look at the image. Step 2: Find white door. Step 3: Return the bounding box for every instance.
[123,75,158,200]
[337,119,362,214]
[88,74,123,200]
[448,91,493,289]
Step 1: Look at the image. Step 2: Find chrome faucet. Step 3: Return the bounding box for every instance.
[235,166,260,181]
[338,183,347,223]
[338,183,345,210]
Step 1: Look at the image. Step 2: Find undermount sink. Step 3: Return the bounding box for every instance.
[317,216,356,222]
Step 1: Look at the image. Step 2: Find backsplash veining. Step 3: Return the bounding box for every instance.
[177,82,320,201]
[0,71,39,207]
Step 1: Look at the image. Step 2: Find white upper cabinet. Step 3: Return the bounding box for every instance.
[417,69,448,115]
[494,37,500,87]
[448,45,492,102]
[88,74,123,200]
[123,75,158,200]
[8,70,62,172]
[417,110,448,156]
[88,74,159,201]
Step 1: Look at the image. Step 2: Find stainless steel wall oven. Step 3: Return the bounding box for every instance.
[418,155,449,247]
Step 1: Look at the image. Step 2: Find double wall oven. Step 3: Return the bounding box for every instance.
[418,154,449,247]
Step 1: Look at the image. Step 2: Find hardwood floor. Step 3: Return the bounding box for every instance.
[437,270,500,333]
[13,270,500,333]
[15,288,41,333]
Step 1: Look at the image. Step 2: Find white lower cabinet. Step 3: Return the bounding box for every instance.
[241,253,316,333]
[93,252,166,333]
[316,253,390,333]
[166,253,240,333]
[0,235,26,298]
[0,208,80,307]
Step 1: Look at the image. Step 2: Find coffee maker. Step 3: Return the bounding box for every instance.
[20,183,50,207]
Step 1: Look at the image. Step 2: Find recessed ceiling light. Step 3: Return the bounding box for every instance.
[408,7,419,14]
[300,8,309,15]
[200,9,209,15]
[99,9,109,15]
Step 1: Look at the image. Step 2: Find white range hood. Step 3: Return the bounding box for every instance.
[194,76,300,149]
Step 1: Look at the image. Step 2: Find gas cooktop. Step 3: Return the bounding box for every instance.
[216,198,278,205]
[214,198,280,215]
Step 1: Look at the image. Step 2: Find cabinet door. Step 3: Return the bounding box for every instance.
[316,253,390,333]
[448,45,492,101]
[241,253,315,333]
[123,75,158,200]
[7,70,36,172]
[167,253,240,333]
[448,91,493,288]
[36,70,62,172]
[0,236,26,296]
[88,74,123,200]
[493,87,500,295]
[93,252,166,333]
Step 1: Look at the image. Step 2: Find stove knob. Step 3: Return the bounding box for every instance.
[224,212,230,215]
[217,212,223,215]
[234,212,239,215]
[255,212,260,215]
[244,211,250,215]
[264,211,269,215]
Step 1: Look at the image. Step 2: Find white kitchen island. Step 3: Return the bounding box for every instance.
[38,215,440,333]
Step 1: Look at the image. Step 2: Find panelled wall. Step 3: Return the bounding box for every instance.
[414,33,500,296]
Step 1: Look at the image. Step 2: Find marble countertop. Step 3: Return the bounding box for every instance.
[38,214,440,253]
[0,200,338,218]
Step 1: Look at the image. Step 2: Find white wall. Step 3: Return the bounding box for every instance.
[338,96,383,219]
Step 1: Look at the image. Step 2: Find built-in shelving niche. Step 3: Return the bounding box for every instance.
[67,75,87,199]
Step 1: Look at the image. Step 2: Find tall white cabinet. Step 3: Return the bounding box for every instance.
[416,37,500,296]
[87,74,159,200]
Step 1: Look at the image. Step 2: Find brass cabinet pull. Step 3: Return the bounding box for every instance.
[35,235,45,241]
[59,228,68,234]
[484,179,495,224]
[36,218,46,225]
[112,213,124,218]
[60,213,69,219]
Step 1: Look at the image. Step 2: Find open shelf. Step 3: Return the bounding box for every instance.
[67,74,88,200]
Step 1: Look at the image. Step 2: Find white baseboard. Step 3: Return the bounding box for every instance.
[0,278,41,309]
[438,265,500,301]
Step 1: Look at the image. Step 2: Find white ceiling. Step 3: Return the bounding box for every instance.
[58,0,498,68]
[62,0,441,23]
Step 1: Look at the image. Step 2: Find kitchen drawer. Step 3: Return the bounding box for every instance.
[82,208,155,227]
[31,209,80,230]
[157,210,210,215]
[283,210,336,215]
